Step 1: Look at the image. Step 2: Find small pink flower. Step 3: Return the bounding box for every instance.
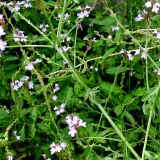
[77,10,90,19]
[127,52,134,61]
[54,103,65,115]
[152,2,160,13]
[68,126,77,137]
[135,12,144,21]
[66,115,86,137]
[13,29,27,42]
[50,141,67,155]
[53,84,60,93]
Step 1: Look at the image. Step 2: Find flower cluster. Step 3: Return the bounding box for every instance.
[13,29,28,42]
[53,83,60,93]
[11,76,34,91]
[58,13,70,19]
[58,13,70,23]
[25,59,41,70]
[135,1,160,21]
[123,49,147,61]
[50,142,67,155]
[134,49,147,59]
[2,0,32,12]
[0,14,7,52]
[66,115,86,137]
[83,37,97,43]
[61,33,71,42]
[59,32,72,53]
[39,24,49,32]
[135,11,144,22]
[151,2,160,13]
[77,5,91,19]
[52,83,60,101]
[61,45,71,52]
[77,10,90,19]
[54,103,65,115]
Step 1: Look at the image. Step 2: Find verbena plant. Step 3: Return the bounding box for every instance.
[0,0,160,159]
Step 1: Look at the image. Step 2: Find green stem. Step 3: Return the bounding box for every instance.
[74,27,78,66]
[141,107,153,160]
[56,0,67,39]
[141,21,151,159]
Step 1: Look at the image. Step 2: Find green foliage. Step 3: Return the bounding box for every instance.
[0,0,160,160]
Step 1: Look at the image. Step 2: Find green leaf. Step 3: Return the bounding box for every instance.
[114,30,121,43]
[37,123,50,133]
[74,82,85,97]
[114,105,124,116]
[29,123,36,138]
[124,112,136,126]
[96,129,111,137]
[123,94,134,105]
[103,48,116,60]
[83,147,96,160]
[2,64,19,71]
[93,16,115,27]
[0,133,4,138]
[65,87,73,103]
[99,82,123,95]
[20,125,26,140]
[142,103,150,115]
[142,85,160,102]
[0,109,9,120]
[5,56,18,61]
[31,107,39,121]
[106,66,129,75]
[131,87,146,97]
